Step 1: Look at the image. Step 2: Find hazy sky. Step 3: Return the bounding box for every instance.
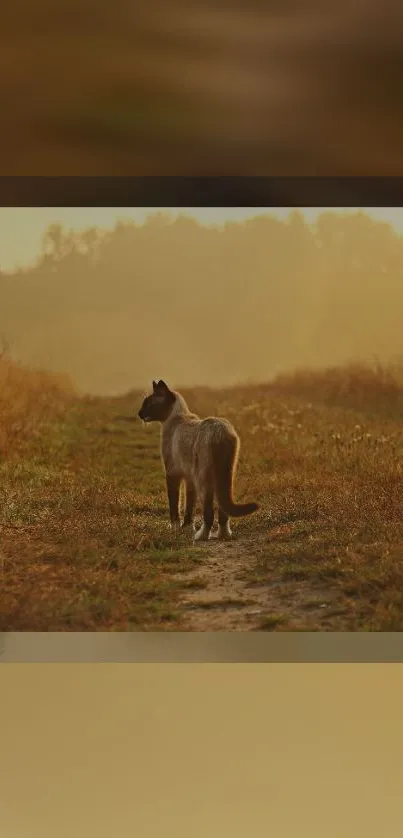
[1,206,403,270]
[2,664,403,838]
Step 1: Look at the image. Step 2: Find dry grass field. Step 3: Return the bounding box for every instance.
[1,356,403,631]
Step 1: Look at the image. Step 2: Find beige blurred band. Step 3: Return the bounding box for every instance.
[1,632,403,662]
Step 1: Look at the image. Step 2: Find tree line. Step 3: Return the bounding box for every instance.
[1,210,402,393]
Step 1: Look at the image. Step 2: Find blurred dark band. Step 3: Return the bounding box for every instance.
[1,632,403,662]
[2,177,403,207]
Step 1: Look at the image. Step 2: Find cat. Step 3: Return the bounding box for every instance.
[138,379,259,541]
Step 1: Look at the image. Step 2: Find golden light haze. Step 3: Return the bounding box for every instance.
[2,207,403,394]
[2,664,403,837]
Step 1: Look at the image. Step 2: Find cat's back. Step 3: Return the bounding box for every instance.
[197,416,238,444]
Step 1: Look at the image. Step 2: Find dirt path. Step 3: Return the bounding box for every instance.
[174,530,342,631]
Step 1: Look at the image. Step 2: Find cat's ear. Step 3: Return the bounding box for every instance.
[152,380,158,392]
[157,379,169,392]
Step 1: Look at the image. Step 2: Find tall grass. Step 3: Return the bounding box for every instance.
[0,353,75,457]
[270,360,403,415]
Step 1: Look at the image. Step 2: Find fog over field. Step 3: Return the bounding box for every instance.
[1,207,403,395]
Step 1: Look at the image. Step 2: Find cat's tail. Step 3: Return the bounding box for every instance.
[212,435,259,518]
